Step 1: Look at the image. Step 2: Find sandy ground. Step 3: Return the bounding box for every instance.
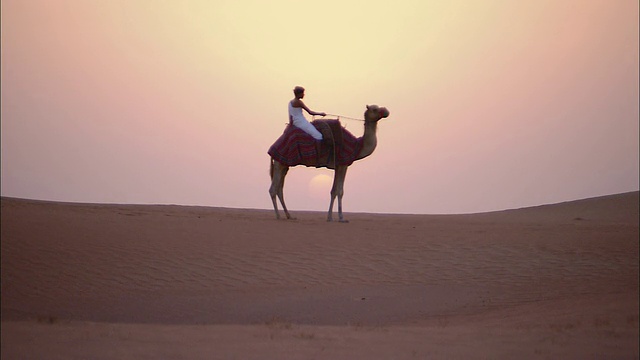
[1,192,638,359]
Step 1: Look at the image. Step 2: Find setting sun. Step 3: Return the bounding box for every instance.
[308,173,333,200]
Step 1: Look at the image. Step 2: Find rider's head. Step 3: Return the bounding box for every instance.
[293,86,305,98]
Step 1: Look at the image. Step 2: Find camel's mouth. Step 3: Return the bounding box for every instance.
[379,107,390,118]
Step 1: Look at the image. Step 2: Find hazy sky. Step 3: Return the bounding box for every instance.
[2,0,638,214]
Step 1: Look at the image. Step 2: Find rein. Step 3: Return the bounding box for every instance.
[313,114,365,122]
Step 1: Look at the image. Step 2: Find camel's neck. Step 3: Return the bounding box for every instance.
[357,121,378,160]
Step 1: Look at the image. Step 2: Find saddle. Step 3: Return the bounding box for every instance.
[267,120,363,169]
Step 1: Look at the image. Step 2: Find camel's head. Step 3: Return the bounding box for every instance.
[364,105,390,122]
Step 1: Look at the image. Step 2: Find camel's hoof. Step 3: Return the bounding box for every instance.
[327,218,349,223]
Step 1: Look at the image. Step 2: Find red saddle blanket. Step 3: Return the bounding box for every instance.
[268,120,364,168]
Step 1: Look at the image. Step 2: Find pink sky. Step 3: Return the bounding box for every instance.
[1,0,638,214]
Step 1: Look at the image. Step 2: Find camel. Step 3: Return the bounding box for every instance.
[269,104,389,222]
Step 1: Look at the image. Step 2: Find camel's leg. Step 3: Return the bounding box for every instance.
[335,166,348,222]
[269,160,282,219]
[327,165,349,223]
[277,166,294,219]
[269,160,294,220]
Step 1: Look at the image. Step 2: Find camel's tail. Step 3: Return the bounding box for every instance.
[269,158,274,179]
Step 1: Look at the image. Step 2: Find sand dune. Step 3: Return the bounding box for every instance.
[1,192,638,359]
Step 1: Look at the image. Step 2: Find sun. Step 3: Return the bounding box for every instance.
[308,174,333,200]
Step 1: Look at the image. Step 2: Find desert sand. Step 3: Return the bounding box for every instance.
[1,192,638,359]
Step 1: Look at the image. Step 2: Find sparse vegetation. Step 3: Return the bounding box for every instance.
[294,332,315,340]
[36,315,58,324]
[264,316,293,330]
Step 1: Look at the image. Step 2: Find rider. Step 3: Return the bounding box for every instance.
[288,86,326,140]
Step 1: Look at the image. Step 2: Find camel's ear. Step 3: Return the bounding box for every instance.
[366,105,370,110]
